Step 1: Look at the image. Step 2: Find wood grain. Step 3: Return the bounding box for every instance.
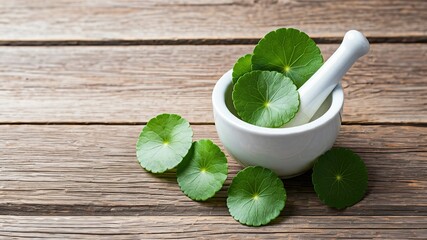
[0,44,426,124]
[0,0,425,237]
[1,125,426,216]
[1,216,426,239]
[0,0,426,42]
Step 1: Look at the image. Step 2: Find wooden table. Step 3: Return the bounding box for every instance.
[1,1,426,239]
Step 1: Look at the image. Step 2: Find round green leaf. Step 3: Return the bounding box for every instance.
[227,166,286,226]
[232,54,252,84]
[252,28,323,88]
[312,147,368,209]
[136,113,193,173]
[232,70,300,128]
[177,139,228,201]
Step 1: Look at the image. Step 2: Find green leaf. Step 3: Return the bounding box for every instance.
[252,28,323,88]
[232,54,252,84]
[177,139,228,201]
[312,147,368,209]
[227,166,286,226]
[232,70,300,128]
[136,113,193,173]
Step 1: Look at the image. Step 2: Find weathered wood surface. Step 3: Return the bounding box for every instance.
[1,216,426,239]
[1,125,426,217]
[0,0,426,43]
[0,44,426,124]
[1,0,426,238]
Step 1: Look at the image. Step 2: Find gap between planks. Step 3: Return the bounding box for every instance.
[0,36,426,46]
[0,122,426,127]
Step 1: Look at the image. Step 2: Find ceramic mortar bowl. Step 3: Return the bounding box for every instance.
[212,70,344,178]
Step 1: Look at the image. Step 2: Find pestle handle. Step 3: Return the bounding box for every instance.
[284,30,370,127]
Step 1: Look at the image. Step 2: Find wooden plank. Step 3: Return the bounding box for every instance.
[0,216,426,239]
[0,44,426,124]
[1,125,426,216]
[0,0,425,42]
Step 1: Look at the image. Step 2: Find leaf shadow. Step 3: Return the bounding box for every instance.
[143,166,230,215]
[186,162,245,215]
[274,163,374,220]
[146,168,178,184]
[190,180,230,214]
[265,171,315,226]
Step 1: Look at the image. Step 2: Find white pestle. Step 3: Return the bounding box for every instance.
[283,30,370,128]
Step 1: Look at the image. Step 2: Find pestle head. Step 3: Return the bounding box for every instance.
[342,30,370,58]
